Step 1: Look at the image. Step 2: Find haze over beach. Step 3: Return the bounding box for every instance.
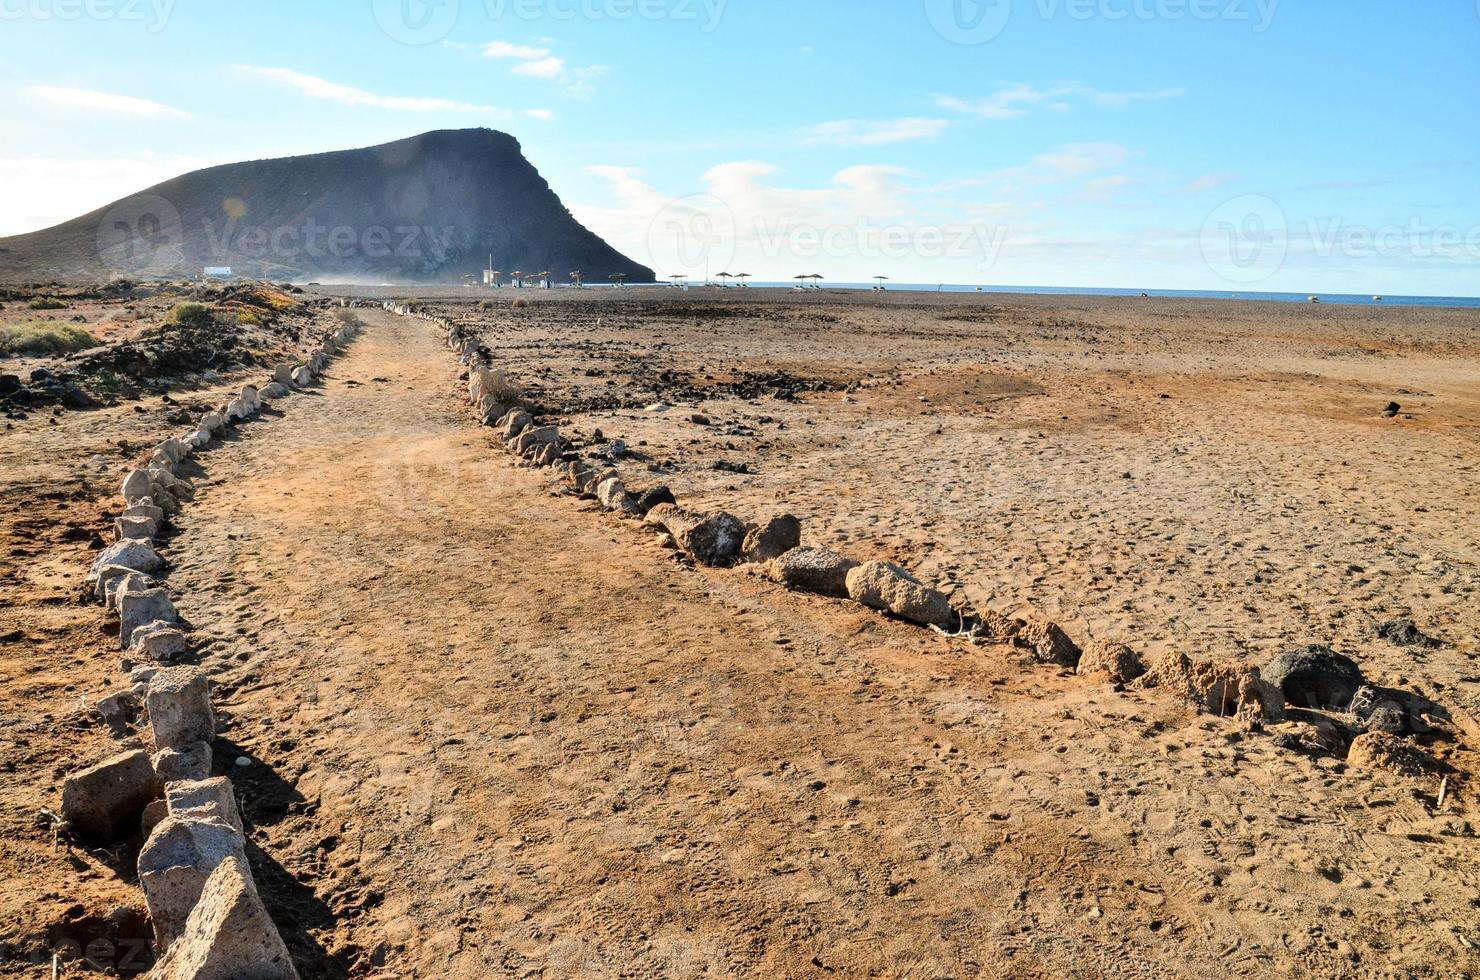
[2,2,1479,978]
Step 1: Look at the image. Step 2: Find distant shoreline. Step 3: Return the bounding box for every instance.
[306,281,1480,311]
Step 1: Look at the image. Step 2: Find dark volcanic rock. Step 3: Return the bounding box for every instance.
[1375,618,1441,649]
[1262,645,1366,710]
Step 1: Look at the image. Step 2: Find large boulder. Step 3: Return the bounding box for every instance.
[147,668,215,751]
[763,547,858,598]
[88,538,163,582]
[122,502,166,526]
[1014,617,1082,668]
[645,504,746,566]
[119,587,178,648]
[845,560,955,629]
[290,366,313,387]
[741,514,801,563]
[148,855,300,980]
[1262,645,1365,710]
[498,409,532,439]
[272,363,294,385]
[94,563,146,602]
[60,749,158,841]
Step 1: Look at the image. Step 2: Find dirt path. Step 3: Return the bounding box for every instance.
[8,308,1475,977]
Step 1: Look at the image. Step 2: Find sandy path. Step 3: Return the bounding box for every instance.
[105,308,1469,978]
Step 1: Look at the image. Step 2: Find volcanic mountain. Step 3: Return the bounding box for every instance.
[0,129,654,284]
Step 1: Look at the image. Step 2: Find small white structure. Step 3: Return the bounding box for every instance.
[202,267,233,281]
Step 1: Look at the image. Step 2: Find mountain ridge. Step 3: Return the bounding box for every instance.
[0,129,654,284]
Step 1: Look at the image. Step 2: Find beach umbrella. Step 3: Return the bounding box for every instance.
[716,272,732,287]
[569,270,583,287]
[735,273,751,287]
[611,273,628,288]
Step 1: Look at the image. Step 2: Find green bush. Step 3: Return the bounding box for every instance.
[27,297,68,310]
[166,301,214,328]
[0,320,98,356]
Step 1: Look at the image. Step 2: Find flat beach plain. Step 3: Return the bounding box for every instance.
[3,286,1477,977]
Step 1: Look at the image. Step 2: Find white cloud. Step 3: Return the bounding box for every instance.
[29,85,190,120]
[935,84,1186,120]
[235,66,508,114]
[483,41,551,60]
[0,154,215,236]
[478,39,604,97]
[524,108,555,121]
[1032,143,1135,177]
[511,56,566,79]
[804,118,950,146]
[1177,174,1232,194]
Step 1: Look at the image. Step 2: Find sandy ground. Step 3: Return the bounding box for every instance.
[2,291,1478,977]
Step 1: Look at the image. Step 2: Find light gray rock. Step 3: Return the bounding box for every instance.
[147,667,215,751]
[120,587,177,647]
[94,563,142,601]
[115,514,158,542]
[742,514,801,563]
[845,560,956,629]
[240,386,260,411]
[165,777,242,833]
[259,382,289,399]
[499,410,532,439]
[273,363,294,385]
[123,502,166,526]
[763,547,859,598]
[97,690,140,737]
[130,621,190,662]
[533,442,562,467]
[121,469,153,501]
[200,412,226,433]
[147,855,300,979]
[111,571,159,612]
[139,815,248,948]
[645,504,747,566]
[88,538,164,582]
[290,366,312,387]
[61,749,158,841]
[153,743,213,783]
[512,425,560,455]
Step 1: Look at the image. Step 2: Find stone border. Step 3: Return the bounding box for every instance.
[58,304,362,977]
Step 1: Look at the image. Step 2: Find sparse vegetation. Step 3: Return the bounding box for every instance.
[512,298,528,309]
[237,311,264,326]
[27,297,68,310]
[166,301,214,328]
[0,320,97,356]
[332,308,362,328]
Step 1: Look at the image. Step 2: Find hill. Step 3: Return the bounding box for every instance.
[0,129,654,284]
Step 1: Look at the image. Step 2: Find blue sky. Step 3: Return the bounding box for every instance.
[2,0,1477,294]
